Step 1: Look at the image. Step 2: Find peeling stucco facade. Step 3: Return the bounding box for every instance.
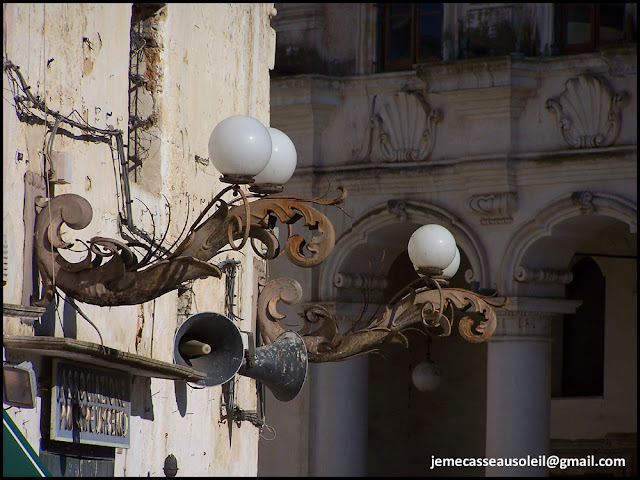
[3,3,276,476]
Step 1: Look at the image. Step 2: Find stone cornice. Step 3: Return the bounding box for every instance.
[271,74,344,108]
[294,143,635,171]
[497,296,583,314]
[489,299,562,340]
[289,145,636,194]
[3,303,46,325]
[271,47,637,104]
[271,71,422,99]
[415,48,637,93]
[417,55,539,92]
[487,296,581,339]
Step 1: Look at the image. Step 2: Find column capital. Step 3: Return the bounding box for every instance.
[490,296,582,341]
[499,296,582,314]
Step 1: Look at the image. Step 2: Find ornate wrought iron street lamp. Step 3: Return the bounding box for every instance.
[256,223,506,364]
[33,115,506,368]
[33,115,343,308]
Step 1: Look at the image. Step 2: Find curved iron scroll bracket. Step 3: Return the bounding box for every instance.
[33,189,346,307]
[257,277,507,363]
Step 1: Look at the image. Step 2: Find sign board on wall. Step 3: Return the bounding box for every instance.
[50,359,131,448]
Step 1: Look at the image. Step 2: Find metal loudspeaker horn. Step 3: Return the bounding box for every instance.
[239,331,308,402]
[174,312,244,387]
[173,312,308,401]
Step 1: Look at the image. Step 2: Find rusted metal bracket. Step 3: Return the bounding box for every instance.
[257,277,507,362]
[32,187,346,307]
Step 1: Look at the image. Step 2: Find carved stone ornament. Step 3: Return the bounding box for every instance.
[571,190,596,213]
[467,192,518,225]
[33,187,346,307]
[257,277,507,362]
[514,266,573,285]
[333,272,388,292]
[546,74,628,148]
[353,91,442,163]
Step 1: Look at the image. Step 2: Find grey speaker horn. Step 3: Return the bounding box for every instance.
[239,331,308,402]
[173,312,244,387]
[173,312,308,401]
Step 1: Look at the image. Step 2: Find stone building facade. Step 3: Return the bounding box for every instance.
[4,3,276,476]
[259,3,637,477]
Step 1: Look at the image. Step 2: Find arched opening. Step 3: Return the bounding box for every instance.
[319,201,490,303]
[265,201,491,476]
[368,239,486,476]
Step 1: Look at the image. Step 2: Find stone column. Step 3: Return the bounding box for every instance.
[306,301,369,477]
[308,356,368,476]
[485,297,580,476]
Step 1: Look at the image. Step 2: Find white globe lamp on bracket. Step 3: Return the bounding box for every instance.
[416,246,461,286]
[208,115,273,184]
[250,127,297,194]
[407,224,457,278]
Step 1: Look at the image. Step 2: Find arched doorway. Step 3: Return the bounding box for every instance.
[499,194,637,475]
[366,241,486,476]
[316,203,488,476]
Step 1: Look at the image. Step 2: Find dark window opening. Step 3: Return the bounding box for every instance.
[560,256,606,397]
[556,3,627,54]
[378,3,443,72]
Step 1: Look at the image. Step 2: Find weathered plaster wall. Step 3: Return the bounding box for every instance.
[262,3,636,476]
[3,0,133,460]
[3,3,130,309]
[4,3,276,476]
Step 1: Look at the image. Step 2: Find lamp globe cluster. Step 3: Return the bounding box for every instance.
[408,224,460,280]
[208,115,297,189]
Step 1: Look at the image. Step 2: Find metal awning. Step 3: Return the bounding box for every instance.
[3,335,207,383]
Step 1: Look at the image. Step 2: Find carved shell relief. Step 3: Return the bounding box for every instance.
[546,74,628,149]
[353,91,442,163]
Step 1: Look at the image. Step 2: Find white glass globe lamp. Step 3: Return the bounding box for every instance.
[417,246,461,283]
[437,246,460,280]
[250,127,297,194]
[412,360,442,392]
[208,115,272,184]
[407,224,457,276]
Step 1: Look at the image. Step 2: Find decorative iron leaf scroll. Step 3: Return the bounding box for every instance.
[257,278,507,362]
[33,189,346,307]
